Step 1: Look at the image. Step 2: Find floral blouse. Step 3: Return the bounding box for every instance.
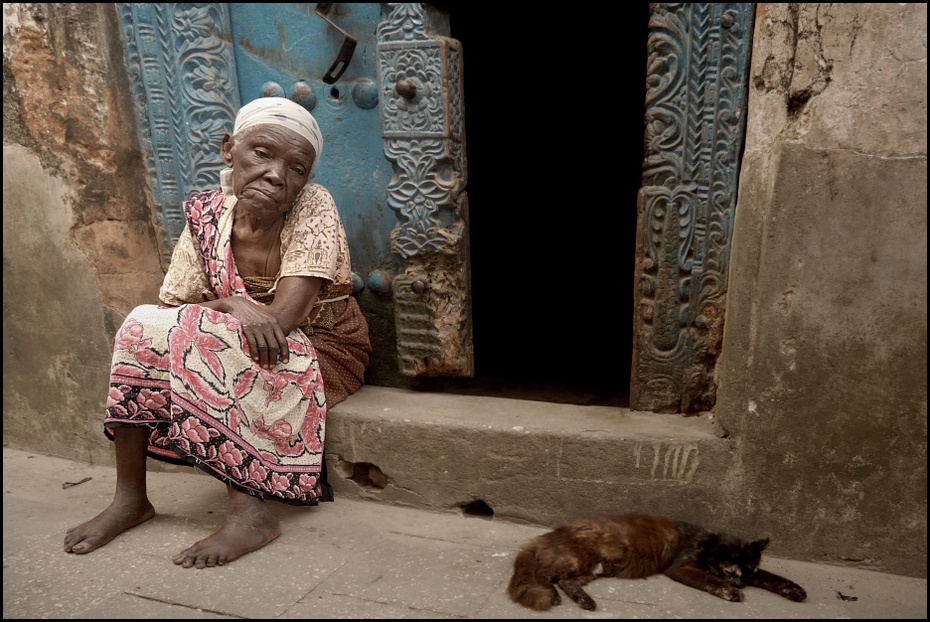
[159,180,353,307]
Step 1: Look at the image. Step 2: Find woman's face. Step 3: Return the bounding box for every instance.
[221,124,315,217]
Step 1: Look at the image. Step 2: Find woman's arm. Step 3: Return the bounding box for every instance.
[199,275,323,369]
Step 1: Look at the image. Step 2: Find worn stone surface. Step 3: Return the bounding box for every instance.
[2,146,110,464]
[716,2,927,577]
[4,446,928,620]
[325,386,733,529]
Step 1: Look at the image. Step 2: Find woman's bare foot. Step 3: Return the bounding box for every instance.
[172,489,280,568]
[63,499,155,554]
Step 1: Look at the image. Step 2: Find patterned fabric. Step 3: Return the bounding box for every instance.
[243,276,336,334]
[159,182,353,306]
[103,183,370,505]
[305,295,371,407]
[240,275,371,406]
[105,304,330,504]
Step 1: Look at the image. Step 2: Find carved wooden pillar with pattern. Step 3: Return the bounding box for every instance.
[376,4,474,377]
[117,3,240,268]
[631,3,754,413]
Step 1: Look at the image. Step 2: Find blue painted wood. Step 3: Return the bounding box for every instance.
[227,3,398,279]
[117,3,239,265]
[631,3,755,412]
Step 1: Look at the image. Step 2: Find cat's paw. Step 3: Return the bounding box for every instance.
[781,584,807,602]
[720,587,744,602]
[577,597,597,611]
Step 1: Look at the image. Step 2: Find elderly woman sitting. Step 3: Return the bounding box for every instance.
[63,97,371,568]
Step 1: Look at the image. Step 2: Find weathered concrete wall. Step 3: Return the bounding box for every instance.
[3,3,165,465]
[716,3,927,577]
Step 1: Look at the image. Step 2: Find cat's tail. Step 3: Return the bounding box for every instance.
[507,545,556,611]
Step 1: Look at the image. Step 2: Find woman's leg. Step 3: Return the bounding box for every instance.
[171,485,280,568]
[63,426,155,554]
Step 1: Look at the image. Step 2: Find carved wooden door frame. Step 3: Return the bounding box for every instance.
[116,3,239,264]
[117,3,754,413]
[375,5,473,377]
[631,4,755,413]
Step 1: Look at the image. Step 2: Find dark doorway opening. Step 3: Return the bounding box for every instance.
[412,6,649,407]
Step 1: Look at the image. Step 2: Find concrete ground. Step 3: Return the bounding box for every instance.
[3,447,926,619]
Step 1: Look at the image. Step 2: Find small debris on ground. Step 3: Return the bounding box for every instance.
[62,477,92,489]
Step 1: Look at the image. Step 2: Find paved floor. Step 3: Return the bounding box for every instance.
[3,447,926,619]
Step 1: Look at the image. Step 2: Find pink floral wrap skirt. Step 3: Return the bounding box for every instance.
[104,303,332,505]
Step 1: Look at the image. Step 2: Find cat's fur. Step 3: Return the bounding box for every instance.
[507,513,807,611]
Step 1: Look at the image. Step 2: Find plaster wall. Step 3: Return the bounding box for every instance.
[716,3,927,576]
[3,3,165,465]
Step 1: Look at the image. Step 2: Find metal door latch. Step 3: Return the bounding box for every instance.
[315,3,357,84]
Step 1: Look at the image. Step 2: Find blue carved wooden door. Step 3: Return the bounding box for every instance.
[119,3,754,412]
[118,3,473,382]
[228,3,394,305]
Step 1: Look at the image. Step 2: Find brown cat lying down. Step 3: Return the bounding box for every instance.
[508,513,807,611]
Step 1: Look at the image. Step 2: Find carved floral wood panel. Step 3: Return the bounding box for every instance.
[631,3,755,413]
[117,3,239,267]
[376,4,473,377]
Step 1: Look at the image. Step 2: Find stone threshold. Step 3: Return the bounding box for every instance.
[325,385,736,528]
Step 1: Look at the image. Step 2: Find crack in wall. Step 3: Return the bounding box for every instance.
[752,4,834,123]
[787,4,833,119]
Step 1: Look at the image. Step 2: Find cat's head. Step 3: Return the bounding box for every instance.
[704,535,770,586]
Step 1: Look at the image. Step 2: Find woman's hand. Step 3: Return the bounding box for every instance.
[223,296,290,369]
[199,276,322,370]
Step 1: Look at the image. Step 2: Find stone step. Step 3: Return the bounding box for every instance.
[325,386,735,528]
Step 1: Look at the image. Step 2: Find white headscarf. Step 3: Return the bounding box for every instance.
[233,97,324,172]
